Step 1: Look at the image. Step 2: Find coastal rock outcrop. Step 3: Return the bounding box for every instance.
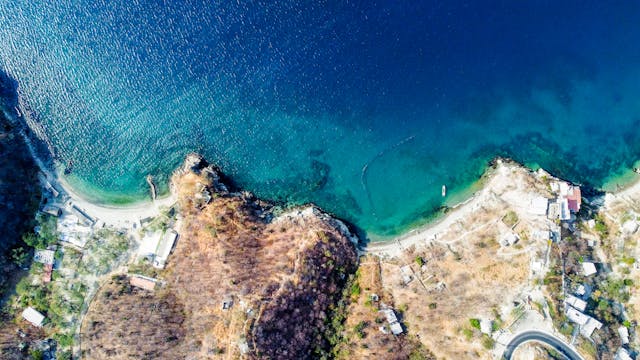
[81,154,359,359]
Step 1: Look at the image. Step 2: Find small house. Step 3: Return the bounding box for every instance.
[129,275,157,291]
[34,249,55,265]
[617,326,629,345]
[42,205,61,217]
[43,264,53,283]
[400,265,413,285]
[222,296,233,310]
[582,262,597,276]
[566,307,602,337]
[616,348,633,360]
[22,307,45,327]
[565,295,587,312]
[500,233,519,247]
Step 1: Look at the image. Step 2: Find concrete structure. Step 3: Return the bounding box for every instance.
[22,307,45,327]
[565,295,587,312]
[529,197,549,216]
[582,262,597,276]
[153,230,178,269]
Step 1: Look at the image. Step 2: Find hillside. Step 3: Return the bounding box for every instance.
[81,154,359,359]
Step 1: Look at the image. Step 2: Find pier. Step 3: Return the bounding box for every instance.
[146,175,157,201]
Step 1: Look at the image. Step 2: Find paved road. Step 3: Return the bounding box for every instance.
[502,330,585,360]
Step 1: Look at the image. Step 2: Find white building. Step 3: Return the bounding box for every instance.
[565,295,587,312]
[380,308,403,335]
[615,348,632,360]
[153,229,178,269]
[566,307,602,337]
[34,249,55,265]
[529,197,549,216]
[500,233,519,247]
[582,262,597,276]
[138,231,162,259]
[22,307,45,327]
[617,326,629,345]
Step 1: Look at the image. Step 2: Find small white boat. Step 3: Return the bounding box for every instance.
[442,184,446,197]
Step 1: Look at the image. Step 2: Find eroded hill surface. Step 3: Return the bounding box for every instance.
[81,154,359,359]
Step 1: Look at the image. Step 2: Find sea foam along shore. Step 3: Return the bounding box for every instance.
[367,158,640,259]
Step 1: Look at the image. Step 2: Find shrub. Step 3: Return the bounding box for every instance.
[481,335,495,349]
[415,256,425,267]
[469,318,481,330]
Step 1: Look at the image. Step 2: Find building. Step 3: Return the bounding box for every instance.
[622,220,638,234]
[565,295,587,312]
[153,229,178,269]
[129,275,157,291]
[500,233,519,247]
[529,197,549,216]
[22,307,45,327]
[618,326,630,345]
[34,249,55,265]
[615,348,633,360]
[381,308,403,335]
[41,205,61,217]
[566,307,602,337]
[400,265,413,285]
[582,262,597,276]
[138,231,162,260]
[43,264,53,283]
[70,204,96,226]
[565,186,582,213]
[558,198,571,221]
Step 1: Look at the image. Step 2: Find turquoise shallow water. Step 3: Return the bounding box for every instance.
[1,2,640,238]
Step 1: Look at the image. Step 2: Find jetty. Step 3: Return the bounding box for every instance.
[146,175,157,201]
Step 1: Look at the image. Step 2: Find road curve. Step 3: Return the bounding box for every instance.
[501,330,585,360]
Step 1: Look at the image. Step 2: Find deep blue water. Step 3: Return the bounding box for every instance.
[1,1,640,238]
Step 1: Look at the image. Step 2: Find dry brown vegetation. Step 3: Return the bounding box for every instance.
[81,275,185,359]
[335,255,434,360]
[81,155,358,359]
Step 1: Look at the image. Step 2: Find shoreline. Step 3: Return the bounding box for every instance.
[55,174,177,228]
[368,158,640,258]
[5,99,640,243]
[1,105,177,229]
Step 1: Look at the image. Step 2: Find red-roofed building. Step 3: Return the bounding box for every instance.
[566,186,582,213]
[43,264,53,283]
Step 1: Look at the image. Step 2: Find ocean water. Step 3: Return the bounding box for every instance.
[1,1,640,239]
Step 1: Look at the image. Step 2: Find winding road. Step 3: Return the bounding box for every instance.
[501,330,585,360]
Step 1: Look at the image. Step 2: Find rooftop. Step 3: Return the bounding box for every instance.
[22,307,45,327]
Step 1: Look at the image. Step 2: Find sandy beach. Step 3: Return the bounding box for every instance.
[56,175,177,228]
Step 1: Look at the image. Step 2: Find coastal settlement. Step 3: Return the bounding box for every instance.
[2,156,640,360]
